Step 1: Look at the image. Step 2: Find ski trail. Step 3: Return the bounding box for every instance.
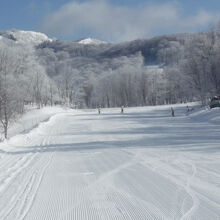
[19,153,54,220]
[0,153,36,194]
[89,150,141,187]
[180,164,200,220]
[1,107,220,219]
[20,126,56,220]
[0,119,55,220]
[0,153,53,220]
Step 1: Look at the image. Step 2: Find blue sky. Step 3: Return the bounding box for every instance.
[1,0,220,42]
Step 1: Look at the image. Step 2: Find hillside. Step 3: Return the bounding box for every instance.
[0,29,194,64]
[0,29,219,129]
[0,30,52,46]
[37,32,195,65]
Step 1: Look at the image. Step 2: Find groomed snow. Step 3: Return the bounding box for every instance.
[0,104,220,219]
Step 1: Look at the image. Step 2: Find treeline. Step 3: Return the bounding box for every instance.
[0,39,59,139]
[98,30,220,107]
[36,34,189,108]
[36,27,220,108]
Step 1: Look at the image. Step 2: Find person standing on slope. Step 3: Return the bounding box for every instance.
[171,107,175,117]
[121,106,124,114]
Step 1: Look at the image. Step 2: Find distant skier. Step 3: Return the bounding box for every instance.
[98,107,101,114]
[186,105,190,113]
[121,106,124,114]
[171,107,175,117]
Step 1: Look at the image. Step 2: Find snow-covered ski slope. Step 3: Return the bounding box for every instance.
[0,104,220,220]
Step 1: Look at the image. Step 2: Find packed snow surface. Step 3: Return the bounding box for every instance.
[0,104,220,220]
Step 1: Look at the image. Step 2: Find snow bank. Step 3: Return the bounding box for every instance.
[0,106,70,149]
[189,107,220,123]
[9,107,65,135]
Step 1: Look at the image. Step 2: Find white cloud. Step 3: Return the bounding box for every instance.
[41,0,220,42]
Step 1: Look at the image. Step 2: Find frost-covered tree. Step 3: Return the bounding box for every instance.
[0,40,59,139]
[0,43,27,138]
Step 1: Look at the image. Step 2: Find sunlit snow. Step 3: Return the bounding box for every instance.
[7,30,52,45]
[78,38,106,45]
[0,104,220,220]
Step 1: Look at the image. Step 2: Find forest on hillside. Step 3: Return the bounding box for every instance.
[0,27,220,138]
[36,30,220,107]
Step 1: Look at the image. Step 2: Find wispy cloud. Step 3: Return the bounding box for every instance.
[41,0,220,42]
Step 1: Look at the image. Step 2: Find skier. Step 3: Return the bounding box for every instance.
[171,107,175,117]
[98,107,101,114]
[121,106,124,114]
[186,105,190,113]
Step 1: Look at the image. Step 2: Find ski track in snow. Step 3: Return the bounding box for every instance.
[0,105,220,220]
